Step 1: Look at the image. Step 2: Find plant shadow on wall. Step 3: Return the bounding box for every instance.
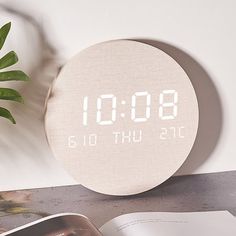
[0,5,60,165]
[136,39,223,175]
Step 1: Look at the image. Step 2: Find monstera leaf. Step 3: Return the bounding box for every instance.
[0,22,30,124]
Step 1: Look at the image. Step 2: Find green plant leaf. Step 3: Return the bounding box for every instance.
[0,51,18,70]
[0,70,30,82]
[0,22,11,50]
[0,107,16,124]
[0,88,23,103]
[0,22,29,125]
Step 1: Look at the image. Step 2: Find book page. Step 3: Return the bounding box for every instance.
[100,211,236,236]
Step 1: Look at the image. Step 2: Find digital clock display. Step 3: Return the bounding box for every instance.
[45,40,199,195]
[82,90,177,126]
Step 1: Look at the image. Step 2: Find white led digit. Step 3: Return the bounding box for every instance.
[131,91,151,122]
[88,134,97,146]
[159,90,178,120]
[82,96,88,126]
[68,136,77,148]
[96,94,117,125]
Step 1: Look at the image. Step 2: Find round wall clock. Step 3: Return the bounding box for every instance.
[45,40,199,195]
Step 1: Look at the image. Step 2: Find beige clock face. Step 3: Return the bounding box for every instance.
[45,40,199,196]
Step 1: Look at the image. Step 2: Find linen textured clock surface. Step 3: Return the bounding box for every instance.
[45,40,199,195]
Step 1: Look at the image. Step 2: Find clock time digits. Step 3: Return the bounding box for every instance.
[82,90,178,126]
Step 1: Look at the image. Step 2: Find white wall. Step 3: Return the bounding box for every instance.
[0,0,235,191]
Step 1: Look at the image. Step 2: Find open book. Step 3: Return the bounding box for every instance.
[1,211,236,236]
